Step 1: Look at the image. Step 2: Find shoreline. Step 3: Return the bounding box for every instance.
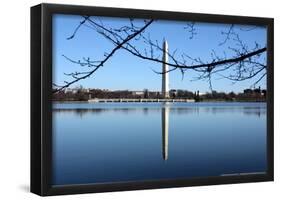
[53,100,266,103]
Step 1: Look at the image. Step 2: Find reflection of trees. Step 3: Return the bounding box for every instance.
[142,107,149,115]
[54,108,105,114]
[53,107,201,117]
[53,104,266,118]
[171,107,199,115]
[201,106,266,116]
[54,108,136,116]
[243,107,265,117]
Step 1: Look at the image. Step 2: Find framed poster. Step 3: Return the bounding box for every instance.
[31,3,274,196]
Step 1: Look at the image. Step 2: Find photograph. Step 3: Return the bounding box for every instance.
[51,13,267,186]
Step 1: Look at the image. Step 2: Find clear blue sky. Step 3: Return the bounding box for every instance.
[53,14,267,93]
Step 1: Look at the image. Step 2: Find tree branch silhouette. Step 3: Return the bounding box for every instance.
[53,19,153,93]
[53,17,266,93]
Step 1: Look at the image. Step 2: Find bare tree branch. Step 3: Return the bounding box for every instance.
[54,16,266,93]
[53,19,154,93]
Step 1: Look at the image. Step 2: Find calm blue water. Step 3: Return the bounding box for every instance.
[52,102,267,186]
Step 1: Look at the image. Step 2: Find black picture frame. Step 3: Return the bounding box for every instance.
[31,3,274,196]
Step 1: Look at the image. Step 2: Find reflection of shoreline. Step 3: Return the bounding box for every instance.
[53,106,266,117]
[53,100,266,103]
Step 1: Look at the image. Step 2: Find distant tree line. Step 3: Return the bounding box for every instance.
[52,86,266,102]
[198,89,266,102]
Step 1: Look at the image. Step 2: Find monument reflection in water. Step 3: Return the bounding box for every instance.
[52,102,267,186]
[162,104,169,160]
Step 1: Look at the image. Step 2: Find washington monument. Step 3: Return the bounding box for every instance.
[162,40,170,98]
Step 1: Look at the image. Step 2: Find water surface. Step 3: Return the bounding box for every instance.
[52,102,267,185]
